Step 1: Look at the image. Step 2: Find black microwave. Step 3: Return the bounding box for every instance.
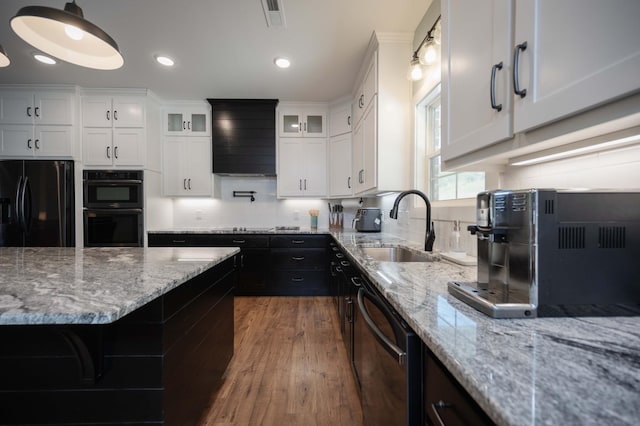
[83,170,143,209]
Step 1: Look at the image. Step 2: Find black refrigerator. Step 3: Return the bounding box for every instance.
[0,160,75,247]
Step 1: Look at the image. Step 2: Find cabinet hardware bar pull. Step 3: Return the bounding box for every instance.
[27,106,32,117]
[35,139,40,150]
[27,139,32,149]
[106,146,111,158]
[183,178,187,190]
[106,110,110,120]
[188,121,191,130]
[188,178,191,190]
[336,253,345,258]
[291,240,305,244]
[291,277,305,282]
[304,179,307,190]
[172,239,186,243]
[299,122,302,133]
[431,401,454,426]
[351,276,362,286]
[292,256,305,261]
[490,62,503,111]
[304,122,307,132]
[340,260,350,267]
[347,115,351,126]
[513,42,528,98]
[347,176,351,189]
[299,179,302,190]
[183,121,186,130]
[113,110,118,120]
[335,266,343,272]
[34,107,40,117]
[232,239,246,244]
[114,146,118,159]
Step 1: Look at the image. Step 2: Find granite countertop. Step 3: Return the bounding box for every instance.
[330,231,640,426]
[148,227,324,234]
[0,246,239,325]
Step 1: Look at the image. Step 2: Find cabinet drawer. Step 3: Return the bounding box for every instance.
[268,271,329,296]
[148,233,269,248]
[270,235,327,248]
[424,351,493,426]
[270,248,326,270]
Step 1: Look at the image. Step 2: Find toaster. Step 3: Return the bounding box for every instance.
[353,208,382,232]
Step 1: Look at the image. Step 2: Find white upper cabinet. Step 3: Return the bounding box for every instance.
[442,0,513,162]
[163,136,212,197]
[163,107,210,136]
[328,132,353,197]
[512,0,640,134]
[0,126,73,158]
[442,0,640,166]
[329,101,352,137]
[278,105,327,138]
[83,96,145,128]
[277,137,327,197]
[352,55,377,128]
[0,90,74,126]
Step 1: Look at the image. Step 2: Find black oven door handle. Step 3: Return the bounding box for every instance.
[357,288,407,365]
[84,208,143,213]
[85,179,143,185]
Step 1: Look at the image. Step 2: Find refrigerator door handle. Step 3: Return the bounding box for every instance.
[15,176,24,230]
[21,176,32,235]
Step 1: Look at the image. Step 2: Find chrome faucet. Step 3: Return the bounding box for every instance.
[389,190,435,252]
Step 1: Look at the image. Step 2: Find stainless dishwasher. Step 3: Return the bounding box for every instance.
[354,275,422,426]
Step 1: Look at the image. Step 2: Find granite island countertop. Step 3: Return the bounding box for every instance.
[329,231,640,426]
[0,246,239,325]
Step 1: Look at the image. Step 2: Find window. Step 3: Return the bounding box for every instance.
[416,86,484,201]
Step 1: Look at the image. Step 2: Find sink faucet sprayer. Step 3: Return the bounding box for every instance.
[389,190,435,252]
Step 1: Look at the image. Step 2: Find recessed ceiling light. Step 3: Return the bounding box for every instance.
[33,53,56,65]
[274,57,290,68]
[156,55,174,67]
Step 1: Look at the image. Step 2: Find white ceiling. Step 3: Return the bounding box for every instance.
[0,0,430,102]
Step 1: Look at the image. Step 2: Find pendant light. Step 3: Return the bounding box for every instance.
[0,45,9,67]
[10,1,124,70]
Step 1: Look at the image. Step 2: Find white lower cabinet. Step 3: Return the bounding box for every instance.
[277,138,326,197]
[163,137,212,196]
[83,128,145,167]
[1,125,72,158]
[328,133,352,197]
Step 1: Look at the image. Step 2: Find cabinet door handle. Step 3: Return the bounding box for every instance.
[106,110,110,121]
[291,256,306,261]
[431,401,454,426]
[27,139,32,149]
[106,146,111,158]
[34,107,40,117]
[303,179,307,190]
[291,239,305,244]
[347,115,351,126]
[490,62,503,111]
[513,41,528,98]
[113,110,118,120]
[347,176,351,189]
[187,178,191,190]
[304,122,307,132]
[183,121,187,130]
[299,179,302,190]
[114,146,118,159]
[359,95,364,108]
[183,178,187,190]
[187,121,191,130]
[232,239,246,244]
[27,107,32,117]
[299,122,303,133]
[34,139,40,150]
[291,277,305,282]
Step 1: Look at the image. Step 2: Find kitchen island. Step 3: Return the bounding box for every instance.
[331,231,640,426]
[0,246,239,425]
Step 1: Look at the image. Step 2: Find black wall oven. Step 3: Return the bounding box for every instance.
[83,170,143,247]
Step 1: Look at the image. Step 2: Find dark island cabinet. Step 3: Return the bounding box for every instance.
[0,257,236,426]
[424,348,494,426]
[148,233,329,296]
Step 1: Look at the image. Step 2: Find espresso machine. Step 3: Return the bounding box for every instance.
[448,189,640,318]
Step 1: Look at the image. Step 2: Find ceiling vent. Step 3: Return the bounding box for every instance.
[261,0,286,27]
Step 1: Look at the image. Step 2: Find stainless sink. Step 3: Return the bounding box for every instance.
[359,246,434,263]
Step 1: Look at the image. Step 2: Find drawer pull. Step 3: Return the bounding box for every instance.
[336,253,345,258]
[232,239,246,244]
[291,239,305,244]
[431,401,454,426]
[291,277,305,282]
[172,239,186,243]
[340,260,350,267]
[291,256,305,261]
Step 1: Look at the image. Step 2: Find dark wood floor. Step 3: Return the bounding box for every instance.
[201,296,363,426]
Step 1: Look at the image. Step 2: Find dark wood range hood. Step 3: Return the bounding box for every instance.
[208,99,279,176]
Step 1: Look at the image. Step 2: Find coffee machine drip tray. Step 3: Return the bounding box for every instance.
[447,281,537,319]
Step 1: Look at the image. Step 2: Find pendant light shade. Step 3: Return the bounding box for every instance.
[0,45,10,67]
[10,1,124,70]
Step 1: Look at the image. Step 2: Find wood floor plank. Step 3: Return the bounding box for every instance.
[201,296,362,426]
